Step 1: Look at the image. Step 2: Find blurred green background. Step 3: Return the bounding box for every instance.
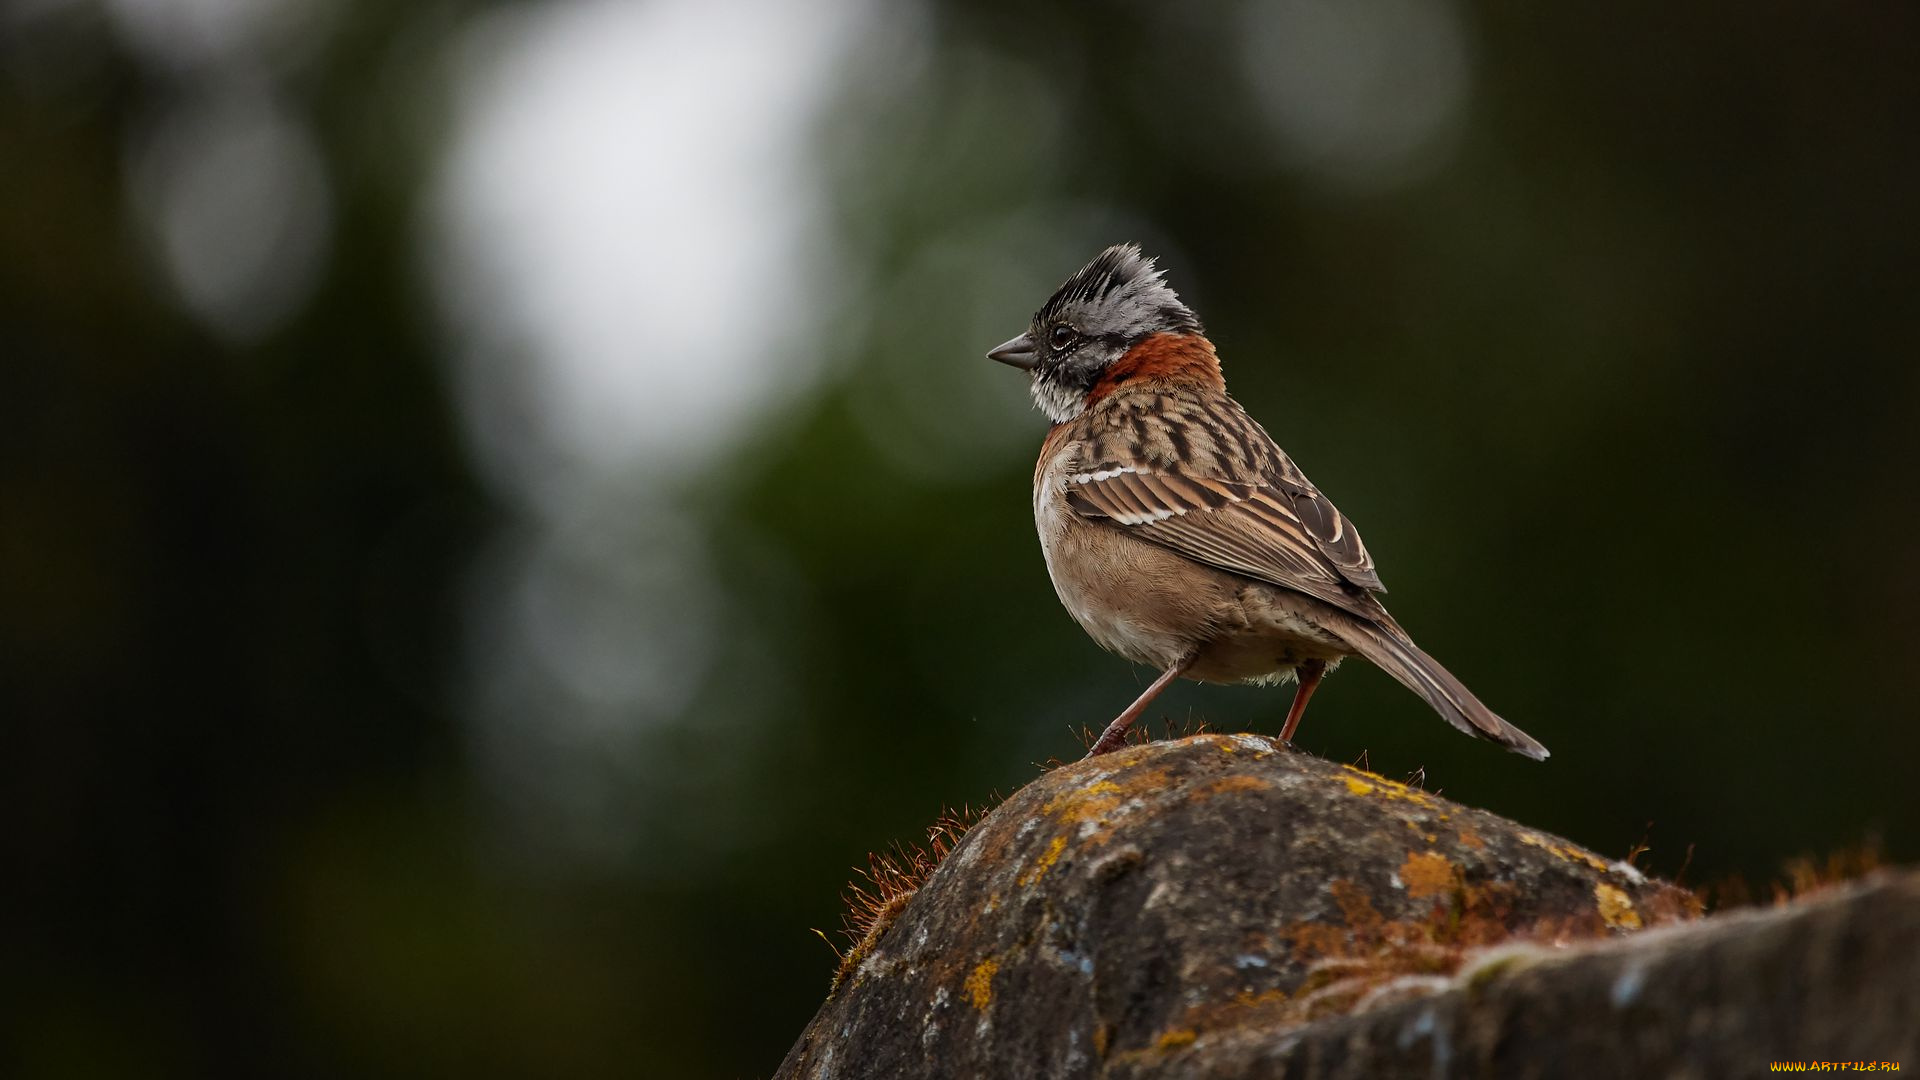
[4,1,1916,1076]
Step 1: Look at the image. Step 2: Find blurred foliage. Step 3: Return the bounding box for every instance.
[3,2,1917,1078]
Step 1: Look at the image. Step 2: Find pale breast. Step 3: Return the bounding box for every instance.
[1034,434,1224,671]
[1033,425,1353,683]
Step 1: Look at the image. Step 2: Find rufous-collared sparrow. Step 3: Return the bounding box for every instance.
[989,244,1547,760]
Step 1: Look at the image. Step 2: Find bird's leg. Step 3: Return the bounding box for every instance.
[1278,659,1327,745]
[1086,655,1194,758]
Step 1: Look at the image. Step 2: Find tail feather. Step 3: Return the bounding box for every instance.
[1329,620,1549,761]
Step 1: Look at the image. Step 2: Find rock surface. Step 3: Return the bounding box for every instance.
[774,734,1886,1079]
[1135,870,1919,1078]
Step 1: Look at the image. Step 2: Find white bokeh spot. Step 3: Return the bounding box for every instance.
[430,0,869,486]
[1239,0,1473,190]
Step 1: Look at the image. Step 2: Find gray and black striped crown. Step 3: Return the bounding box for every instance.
[1037,243,1203,337]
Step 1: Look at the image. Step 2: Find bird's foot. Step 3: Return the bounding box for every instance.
[1084,720,1134,758]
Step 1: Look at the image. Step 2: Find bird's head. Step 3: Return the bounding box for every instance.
[988,243,1205,423]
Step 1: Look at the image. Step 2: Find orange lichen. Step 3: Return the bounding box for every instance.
[1400,851,1459,899]
[964,957,999,1010]
[1328,879,1386,941]
[1197,774,1273,798]
[1283,920,1350,959]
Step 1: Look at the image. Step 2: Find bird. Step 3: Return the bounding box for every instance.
[987,243,1547,761]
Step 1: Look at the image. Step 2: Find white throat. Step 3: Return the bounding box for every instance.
[1030,375,1088,424]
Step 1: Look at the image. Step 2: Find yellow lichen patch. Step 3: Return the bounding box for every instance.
[964,957,999,1010]
[1052,776,1121,803]
[1518,831,1613,873]
[1337,765,1438,809]
[1594,882,1643,930]
[1042,779,1124,819]
[1456,826,1488,851]
[1018,834,1069,887]
[1197,774,1273,799]
[1400,851,1459,899]
[1038,769,1170,838]
[1154,1028,1197,1051]
[1092,1023,1111,1057]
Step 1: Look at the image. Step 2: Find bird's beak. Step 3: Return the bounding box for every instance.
[987,332,1038,370]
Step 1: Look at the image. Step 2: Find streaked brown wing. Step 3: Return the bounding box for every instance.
[1063,466,1386,622]
[1270,473,1385,593]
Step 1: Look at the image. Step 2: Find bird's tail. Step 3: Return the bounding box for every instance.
[1328,618,1549,761]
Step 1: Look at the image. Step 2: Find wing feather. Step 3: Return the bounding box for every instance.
[1274,477,1384,591]
[1064,468,1385,621]
[1060,393,1391,613]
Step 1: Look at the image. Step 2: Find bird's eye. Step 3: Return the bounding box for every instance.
[1049,325,1076,349]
